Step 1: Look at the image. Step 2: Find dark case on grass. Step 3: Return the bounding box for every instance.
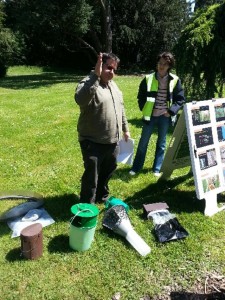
[143,202,169,218]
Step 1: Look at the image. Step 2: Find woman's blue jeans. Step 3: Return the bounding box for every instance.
[132,115,171,173]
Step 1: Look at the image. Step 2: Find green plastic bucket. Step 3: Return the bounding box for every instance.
[69,203,99,251]
[105,196,129,213]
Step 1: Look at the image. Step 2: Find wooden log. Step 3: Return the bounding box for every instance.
[20,223,43,260]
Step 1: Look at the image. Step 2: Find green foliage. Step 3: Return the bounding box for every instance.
[112,0,189,68]
[195,0,224,10]
[0,2,25,76]
[0,1,5,26]
[3,0,190,68]
[0,28,25,64]
[62,2,93,35]
[0,66,225,299]
[187,9,216,46]
[4,0,93,65]
[175,2,225,100]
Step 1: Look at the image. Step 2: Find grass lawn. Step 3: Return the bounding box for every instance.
[0,66,224,300]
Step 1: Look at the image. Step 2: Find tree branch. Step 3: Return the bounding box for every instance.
[99,0,105,10]
[77,37,98,57]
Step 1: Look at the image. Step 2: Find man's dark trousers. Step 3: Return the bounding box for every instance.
[79,140,119,203]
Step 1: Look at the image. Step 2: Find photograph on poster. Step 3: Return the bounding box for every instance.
[191,105,211,126]
[202,173,220,193]
[214,103,225,122]
[217,124,225,142]
[220,146,225,163]
[194,127,214,148]
[198,148,217,170]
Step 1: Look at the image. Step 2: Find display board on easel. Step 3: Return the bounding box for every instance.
[161,99,225,216]
[184,98,225,216]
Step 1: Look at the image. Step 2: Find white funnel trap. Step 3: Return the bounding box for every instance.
[102,205,151,256]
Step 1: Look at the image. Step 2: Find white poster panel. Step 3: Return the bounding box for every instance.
[184,99,225,215]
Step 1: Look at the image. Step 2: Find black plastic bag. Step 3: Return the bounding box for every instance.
[148,209,189,243]
[154,217,189,243]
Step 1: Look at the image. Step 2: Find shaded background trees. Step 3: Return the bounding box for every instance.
[1,0,189,69]
[112,0,189,69]
[0,1,24,76]
[194,0,223,10]
[175,1,225,99]
[0,0,225,98]
[3,0,94,68]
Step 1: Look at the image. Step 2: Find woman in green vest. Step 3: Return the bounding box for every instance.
[129,52,185,177]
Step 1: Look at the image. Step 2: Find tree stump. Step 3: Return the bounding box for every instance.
[20,223,43,260]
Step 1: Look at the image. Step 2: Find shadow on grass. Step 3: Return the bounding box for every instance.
[0,223,11,237]
[48,234,73,254]
[0,69,85,90]
[114,168,206,214]
[170,291,225,299]
[43,193,80,222]
[128,117,143,129]
[113,166,150,183]
[5,247,23,262]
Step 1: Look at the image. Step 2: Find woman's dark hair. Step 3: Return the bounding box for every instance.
[157,52,175,69]
[102,53,120,65]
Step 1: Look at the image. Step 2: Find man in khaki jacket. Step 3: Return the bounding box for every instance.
[75,52,130,204]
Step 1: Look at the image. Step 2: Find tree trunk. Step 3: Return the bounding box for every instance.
[99,0,112,53]
[105,0,112,52]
